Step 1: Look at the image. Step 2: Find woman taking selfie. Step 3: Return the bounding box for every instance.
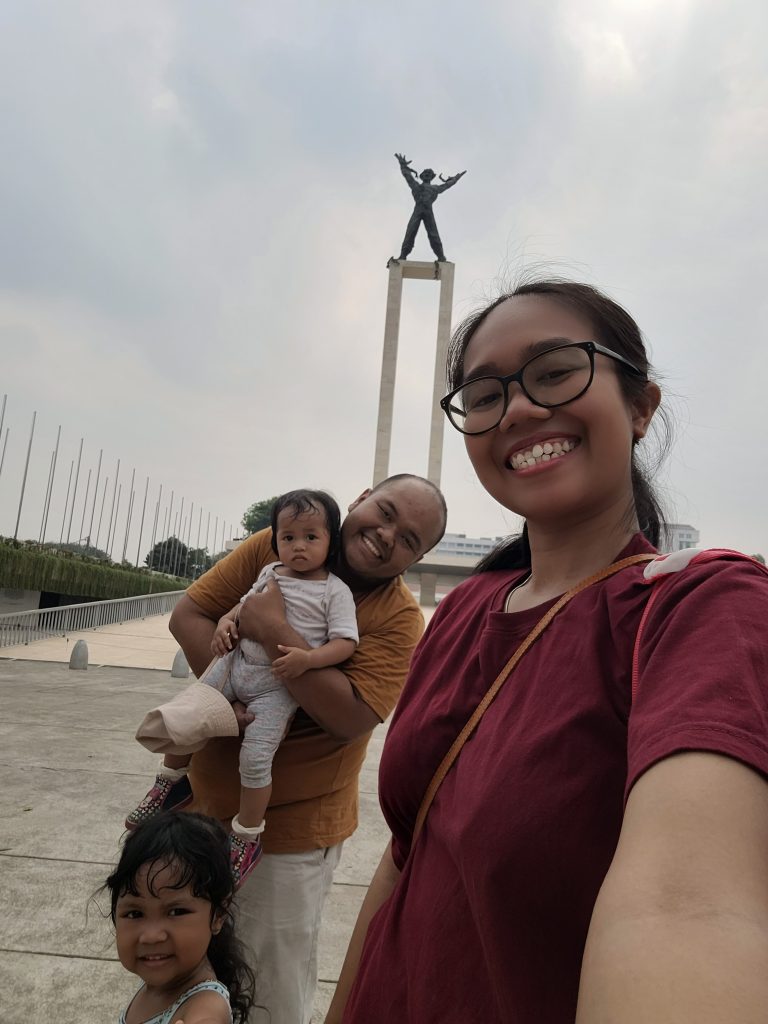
[327,280,768,1023]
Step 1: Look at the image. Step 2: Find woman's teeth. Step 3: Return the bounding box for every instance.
[509,439,579,470]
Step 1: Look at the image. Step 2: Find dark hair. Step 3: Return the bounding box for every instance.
[445,279,671,573]
[269,489,342,564]
[370,473,448,550]
[106,813,256,1024]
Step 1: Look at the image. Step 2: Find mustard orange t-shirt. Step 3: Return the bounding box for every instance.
[185,529,424,853]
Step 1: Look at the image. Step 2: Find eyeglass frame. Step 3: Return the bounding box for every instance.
[439,341,646,436]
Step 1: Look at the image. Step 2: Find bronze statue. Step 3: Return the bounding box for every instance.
[393,153,466,262]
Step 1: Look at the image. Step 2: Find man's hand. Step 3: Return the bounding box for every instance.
[211,612,239,657]
[237,579,287,644]
[395,152,410,166]
[273,645,313,680]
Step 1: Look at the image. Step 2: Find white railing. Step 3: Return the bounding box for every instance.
[0,591,186,649]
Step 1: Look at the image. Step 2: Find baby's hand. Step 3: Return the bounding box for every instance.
[211,613,239,657]
[272,645,312,680]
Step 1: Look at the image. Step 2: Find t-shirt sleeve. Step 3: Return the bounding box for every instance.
[345,588,425,723]
[186,530,273,619]
[324,575,359,644]
[626,558,768,800]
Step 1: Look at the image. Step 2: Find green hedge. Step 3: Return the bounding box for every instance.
[0,542,186,600]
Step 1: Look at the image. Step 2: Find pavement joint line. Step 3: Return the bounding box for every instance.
[0,947,119,963]
[0,658,172,674]
[0,851,116,867]
[0,763,161,778]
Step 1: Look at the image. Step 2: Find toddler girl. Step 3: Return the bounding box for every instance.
[127,489,359,887]
[107,811,256,1024]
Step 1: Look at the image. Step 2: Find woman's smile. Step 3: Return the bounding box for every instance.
[505,435,581,472]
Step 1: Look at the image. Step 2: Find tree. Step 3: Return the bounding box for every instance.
[145,535,190,576]
[242,496,279,536]
[752,553,766,565]
[186,547,215,579]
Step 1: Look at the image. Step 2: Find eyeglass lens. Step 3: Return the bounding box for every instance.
[451,346,593,433]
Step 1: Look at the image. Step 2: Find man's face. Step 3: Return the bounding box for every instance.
[340,480,441,582]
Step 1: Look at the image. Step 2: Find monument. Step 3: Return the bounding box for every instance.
[393,152,465,263]
[373,153,465,492]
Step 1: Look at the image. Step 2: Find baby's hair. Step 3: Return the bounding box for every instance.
[106,812,256,1024]
[270,488,342,564]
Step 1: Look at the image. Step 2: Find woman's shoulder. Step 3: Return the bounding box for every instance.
[635,546,768,607]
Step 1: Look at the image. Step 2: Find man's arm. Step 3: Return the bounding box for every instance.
[238,583,379,741]
[576,752,768,1022]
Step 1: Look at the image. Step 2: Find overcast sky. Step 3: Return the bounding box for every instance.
[1,0,767,563]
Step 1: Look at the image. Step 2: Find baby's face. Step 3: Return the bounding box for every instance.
[274,507,330,574]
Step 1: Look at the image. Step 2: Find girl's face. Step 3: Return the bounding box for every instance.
[461,295,657,527]
[275,507,330,574]
[115,861,222,995]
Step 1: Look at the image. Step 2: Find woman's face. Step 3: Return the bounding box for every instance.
[461,295,656,527]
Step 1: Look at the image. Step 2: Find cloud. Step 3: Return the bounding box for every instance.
[1,0,767,559]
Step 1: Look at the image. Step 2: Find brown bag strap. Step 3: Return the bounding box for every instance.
[411,552,656,847]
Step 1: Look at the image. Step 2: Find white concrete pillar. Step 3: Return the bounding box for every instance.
[373,260,454,488]
[373,262,404,486]
[427,262,455,488]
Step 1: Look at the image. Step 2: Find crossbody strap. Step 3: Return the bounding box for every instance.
[411,552,656,846]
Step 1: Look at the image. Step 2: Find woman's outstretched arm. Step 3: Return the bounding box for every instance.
[325,843,401,1023]
[576,752,768,1023]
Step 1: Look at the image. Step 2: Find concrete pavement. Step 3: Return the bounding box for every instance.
[0,609,430,1022]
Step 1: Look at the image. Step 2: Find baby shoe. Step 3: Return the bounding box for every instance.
[125,773,193,830]
[229,833,263,889]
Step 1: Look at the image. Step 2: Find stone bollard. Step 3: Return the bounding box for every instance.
[69,639,89,670]
[171,648,190,679]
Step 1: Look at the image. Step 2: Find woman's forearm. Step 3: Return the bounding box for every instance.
[325,843,401,1023]
[577,753,768,1022]
[576,903,768,1022]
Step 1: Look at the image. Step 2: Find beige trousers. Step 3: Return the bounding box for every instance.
[238,843,344,1024]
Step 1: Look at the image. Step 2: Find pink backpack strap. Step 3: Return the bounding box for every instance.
[631,548,768,702]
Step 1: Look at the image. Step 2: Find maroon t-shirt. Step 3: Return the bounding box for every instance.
[345,535,768,1023]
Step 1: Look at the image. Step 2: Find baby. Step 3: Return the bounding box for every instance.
[126,489,358,886]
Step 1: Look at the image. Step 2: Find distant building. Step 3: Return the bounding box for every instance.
[662,523,700,552]
[433,532,506,560]
[434,524,702,561]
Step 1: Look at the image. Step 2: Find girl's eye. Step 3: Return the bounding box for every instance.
[168,907,192,917]
[120,909,143,920]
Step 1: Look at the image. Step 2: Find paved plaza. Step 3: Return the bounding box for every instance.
[0,610,421,1023]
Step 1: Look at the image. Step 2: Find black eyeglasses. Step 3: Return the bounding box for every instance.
[440,341,645,436]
